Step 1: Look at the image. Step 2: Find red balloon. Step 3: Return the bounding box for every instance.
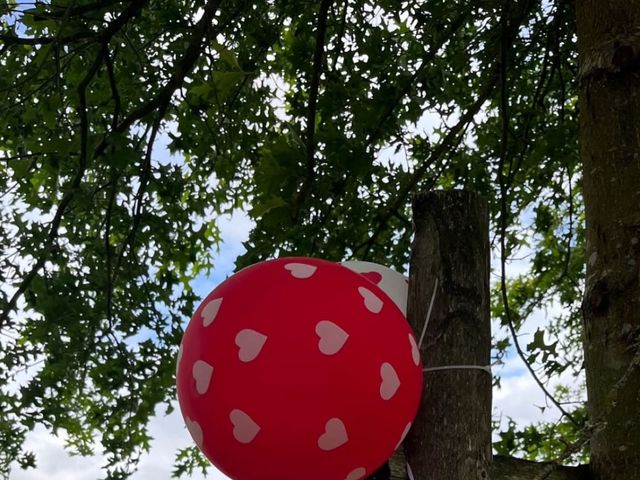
[176,257,422,480]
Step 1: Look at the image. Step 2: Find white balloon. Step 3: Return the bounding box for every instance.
[341,260,408,316]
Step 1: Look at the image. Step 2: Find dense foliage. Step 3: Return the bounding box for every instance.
[0,0,586,477]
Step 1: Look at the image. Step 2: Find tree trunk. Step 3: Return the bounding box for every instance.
[576,2,640,480]
[404,191,492,480]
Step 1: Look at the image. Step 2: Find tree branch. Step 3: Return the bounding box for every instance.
[493,456,591,480]
[26,0,124,20]
[0,0,149,329]
[112,116,161,278]
[104,177,117,327]
[103,45,121,130]
[292,0,332,221]
[0,48,104,330]
[330,0,349,71]
[0,31,96,46]
[353,73,496,258]
[110,0,224,276]
[390,454,591,480]
[98,0,148,42]
[364,8,471,149]
[113,0,222,137]
[305,0,331,165]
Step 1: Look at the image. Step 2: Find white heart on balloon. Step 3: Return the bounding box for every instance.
[409,333,421,366]
[315,321,349,355]
[380,362,401,400]
[192,360,213,395]
[185,417,203,448]
[284,262,317,279]
[358,286,383,314]
[235,329,267,362]
[345,467,367,480]
[230,409,261,444]
[318,418,348,451]
[342,261,408,315]
[201,297,223,327]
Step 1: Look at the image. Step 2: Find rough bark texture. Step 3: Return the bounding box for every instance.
[404,191,492,480]
[391,450,591,480]
[576,2,640,480]
[492,456,591,480]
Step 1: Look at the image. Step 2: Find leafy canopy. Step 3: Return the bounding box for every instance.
[0,0,584,477]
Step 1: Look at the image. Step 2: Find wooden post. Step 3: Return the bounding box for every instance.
[404,190,492,480]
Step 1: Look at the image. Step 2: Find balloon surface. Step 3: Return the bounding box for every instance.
[176,257,422,480]
[341,261,409,316]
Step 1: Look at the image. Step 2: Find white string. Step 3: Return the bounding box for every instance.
[417,278,438,349]
[415,277,492,376]
[407,463,415,480]
[423,365,492,374]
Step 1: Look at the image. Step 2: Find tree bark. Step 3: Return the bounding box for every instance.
[492,456,590,480]
[576,2,640,480]
[404,191,492,480]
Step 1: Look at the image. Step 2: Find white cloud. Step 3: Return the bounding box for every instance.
[10,429,102,480]
[10,407,231,480]
[493,366,585,428]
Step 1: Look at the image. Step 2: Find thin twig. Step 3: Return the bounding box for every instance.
[0,31,96,45]
[104,177,117,327]
[293,0,332,221]
[113,0,222,139]
[330,0,349,71]
[497,0,577,426]
[112,116,160,279]
[0,49,103,330]
[353,77,495,259]
[364,8,471,149]
[103,45,121,130]
[23,0,122,20]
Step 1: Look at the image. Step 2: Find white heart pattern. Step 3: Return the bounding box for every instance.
[358,286,383,314]
[284,262,317,279]
[409,333,420,366]
[185,417,203,448]
[235,329,268,362]
[230,409,261,444]
[318,418,348,451]
[315,321,349,355]
[192,360,213,395]
[345,467,367,480]
[342,261,408,315]
[201,297,223,327]
[380,362,400,400]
